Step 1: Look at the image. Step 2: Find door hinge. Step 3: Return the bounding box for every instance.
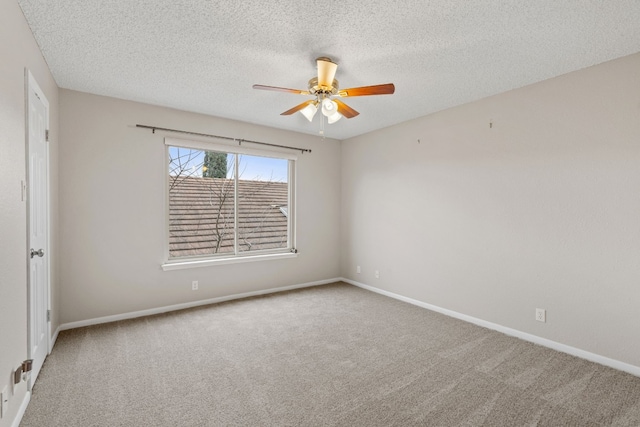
[45,130,49,142]
[47,310,51,322]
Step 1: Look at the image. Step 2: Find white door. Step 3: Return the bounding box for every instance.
[27,70,50,389]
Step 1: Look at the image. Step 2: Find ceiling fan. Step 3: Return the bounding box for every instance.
[253,57,395,124]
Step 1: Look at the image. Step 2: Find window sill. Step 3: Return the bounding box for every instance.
[162,252,298,271]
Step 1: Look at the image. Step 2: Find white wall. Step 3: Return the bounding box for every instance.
[341,52,640,368]
[0,1,59,426]
[58,90,341,324]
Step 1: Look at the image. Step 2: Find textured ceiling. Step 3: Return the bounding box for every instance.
[17,1,640,140]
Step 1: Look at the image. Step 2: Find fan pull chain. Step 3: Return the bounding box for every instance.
[319,112,326,138]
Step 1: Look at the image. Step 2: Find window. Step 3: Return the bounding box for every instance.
[164,138,296,268]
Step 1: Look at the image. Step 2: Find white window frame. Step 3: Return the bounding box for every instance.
[162,137,297,271]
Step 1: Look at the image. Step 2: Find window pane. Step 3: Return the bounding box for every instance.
[168,147,235,258]
[166,143,294,261]
[237,155,289,253]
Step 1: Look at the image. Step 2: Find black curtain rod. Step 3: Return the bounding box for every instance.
[136,124,312,154]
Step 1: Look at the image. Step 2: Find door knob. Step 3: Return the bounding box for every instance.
[30,248,44,258]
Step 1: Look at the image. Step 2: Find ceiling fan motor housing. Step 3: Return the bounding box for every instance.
[308,77,339,96]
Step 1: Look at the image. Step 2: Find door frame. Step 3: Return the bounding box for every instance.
[25,69,52,390]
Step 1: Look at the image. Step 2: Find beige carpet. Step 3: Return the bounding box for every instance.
[21,283,640,426]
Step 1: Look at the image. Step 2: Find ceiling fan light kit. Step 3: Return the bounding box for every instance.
[253,57,395,125]
[300,101,318,122]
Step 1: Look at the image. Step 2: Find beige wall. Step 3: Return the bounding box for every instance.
[58,90,341,324]
[341,52,640,368]
[0,1,59,426]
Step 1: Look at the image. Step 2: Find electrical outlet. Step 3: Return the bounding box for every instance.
[356,265,361,274]
[535,308,546,323]
[375,270,380,279]
[191,281,198,291]
[1,386,8,419]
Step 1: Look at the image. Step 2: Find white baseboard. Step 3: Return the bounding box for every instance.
[50,325,60,353]
[11,390,30,427]
[51,276,640,377]
[58,278,341,331]
[342,277,640,378]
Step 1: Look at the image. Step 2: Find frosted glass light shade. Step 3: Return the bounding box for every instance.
[300,103,318,122]
[327,112,342,124]
[321,98,338,116]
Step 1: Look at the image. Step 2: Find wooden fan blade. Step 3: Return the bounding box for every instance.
[281,100,315,116]
[253,84,309,95]
[338,83,395,97]
[317,57,338,88]
[334,99,360,119]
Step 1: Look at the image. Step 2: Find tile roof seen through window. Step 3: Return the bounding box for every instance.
[169,176,288,258]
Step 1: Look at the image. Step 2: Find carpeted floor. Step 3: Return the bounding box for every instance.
[21,282,640,426]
